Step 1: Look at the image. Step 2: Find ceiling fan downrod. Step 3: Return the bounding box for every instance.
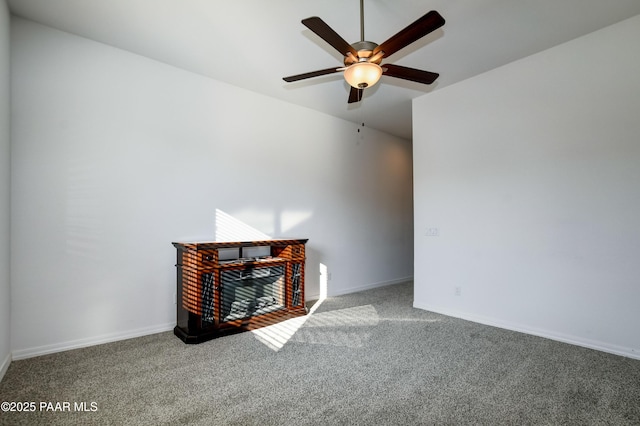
[352,0,379,65]
[360,0,365,42]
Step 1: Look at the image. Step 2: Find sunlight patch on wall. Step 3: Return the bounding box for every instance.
[214,208,314,241]
[280,210,313,233]
[319,262,328,300]
[214,209,271,242]
[231,208,276,236]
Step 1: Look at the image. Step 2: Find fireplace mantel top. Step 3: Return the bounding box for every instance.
[171,238,309,250]
[172,239,308,250]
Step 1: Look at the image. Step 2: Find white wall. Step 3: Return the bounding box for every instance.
[0,0,11,380]
[10,18,414,358]
[413,15,640,359]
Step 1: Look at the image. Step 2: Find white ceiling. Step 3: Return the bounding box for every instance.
[7,0,640,140]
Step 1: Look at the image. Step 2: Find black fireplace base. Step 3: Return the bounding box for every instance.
[174,306,308,344]
[173,325,243,344]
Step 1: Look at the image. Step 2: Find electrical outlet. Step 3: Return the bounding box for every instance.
[455,287,462,296]
[173,293,177,304]
[426,227,439,237]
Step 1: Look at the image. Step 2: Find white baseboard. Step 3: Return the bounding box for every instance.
[11,322,175,361]
[0,351,11,382]
[9,279,415,360]
[326,276,413,298]
[414,302,640,361]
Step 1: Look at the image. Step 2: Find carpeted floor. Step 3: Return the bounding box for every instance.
[1,282,639,425]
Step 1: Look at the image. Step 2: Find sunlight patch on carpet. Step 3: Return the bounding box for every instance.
[252,304,381,350]
[251,315,311,351]
[380,317,442,323]
[251,292,327,351]
[302,304,379,328]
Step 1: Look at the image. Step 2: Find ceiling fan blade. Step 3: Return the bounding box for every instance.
[348,87,363,104]
[283,67,341,82]
[302,17,358,57]
[382,64,439,85]
[373,11,445,59]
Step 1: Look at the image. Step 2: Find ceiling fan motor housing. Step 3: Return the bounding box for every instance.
[344,40,381,66]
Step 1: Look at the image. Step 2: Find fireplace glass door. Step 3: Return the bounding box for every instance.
[220,265,286,322]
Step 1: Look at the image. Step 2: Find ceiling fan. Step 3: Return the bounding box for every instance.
[283,0,445,104]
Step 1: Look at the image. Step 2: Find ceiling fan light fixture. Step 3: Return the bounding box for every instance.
[344,62,382,89]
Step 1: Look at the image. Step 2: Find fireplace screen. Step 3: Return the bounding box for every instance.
[220,265,286,322]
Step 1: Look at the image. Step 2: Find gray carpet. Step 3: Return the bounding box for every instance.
[1,282,639,425]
